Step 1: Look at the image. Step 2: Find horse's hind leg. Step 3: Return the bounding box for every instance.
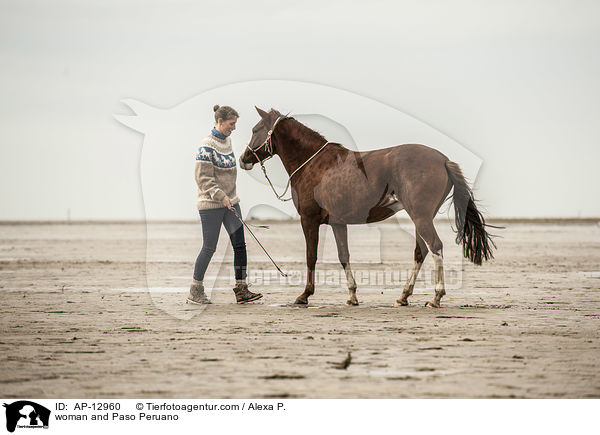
[331,224,358,306]
[413,218,446,308]
[395,233,428,306]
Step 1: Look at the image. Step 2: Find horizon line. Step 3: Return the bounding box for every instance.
[0,217,599,225]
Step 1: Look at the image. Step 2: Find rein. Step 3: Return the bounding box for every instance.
[246,115,331,202]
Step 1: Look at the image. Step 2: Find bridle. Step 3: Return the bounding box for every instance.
[245,115,330,202]
[245,115,287,166]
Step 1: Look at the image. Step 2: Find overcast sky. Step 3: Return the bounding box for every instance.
[1,0,599,220]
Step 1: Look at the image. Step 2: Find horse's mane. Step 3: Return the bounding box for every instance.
[283,117,327,145]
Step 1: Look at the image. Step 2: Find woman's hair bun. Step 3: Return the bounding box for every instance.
[213,105,220,112]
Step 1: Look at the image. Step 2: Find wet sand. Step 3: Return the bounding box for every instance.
[1,219,599,398]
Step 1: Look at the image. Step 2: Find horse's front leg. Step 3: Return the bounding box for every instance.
[331,224,358,306]
[295,217,320,305]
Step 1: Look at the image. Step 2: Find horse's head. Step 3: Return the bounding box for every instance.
[239,106,284,170]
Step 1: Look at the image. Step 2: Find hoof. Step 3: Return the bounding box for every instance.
[425,300,440,308]
[294,298,308,305]
[346,299,359,306]
[395,299,408,307]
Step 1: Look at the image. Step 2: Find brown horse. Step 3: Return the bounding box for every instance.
[240,107,495,307]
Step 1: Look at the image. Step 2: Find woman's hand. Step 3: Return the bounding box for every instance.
[222,196,233,210]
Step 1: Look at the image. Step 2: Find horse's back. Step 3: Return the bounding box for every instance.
[355,143,448,183]
[359,143,448,167]
[313,143,450,224]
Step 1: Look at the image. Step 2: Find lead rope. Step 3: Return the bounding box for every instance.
[260,141,331,202]
[229,206,288,277]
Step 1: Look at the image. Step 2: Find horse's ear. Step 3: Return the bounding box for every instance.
[255,106,268,118]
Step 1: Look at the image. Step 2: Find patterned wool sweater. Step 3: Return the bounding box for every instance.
[195,132,240,210]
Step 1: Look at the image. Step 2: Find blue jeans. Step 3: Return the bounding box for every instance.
[193,203,247,281]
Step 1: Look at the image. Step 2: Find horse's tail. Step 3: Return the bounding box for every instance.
[445,161,496,265]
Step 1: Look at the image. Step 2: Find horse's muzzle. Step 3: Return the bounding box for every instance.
[239,155,254,170]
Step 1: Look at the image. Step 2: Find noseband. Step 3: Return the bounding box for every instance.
[245,115,287,166]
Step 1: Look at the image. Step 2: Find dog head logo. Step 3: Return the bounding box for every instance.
[3,401,50,432]
[114,80,481,318]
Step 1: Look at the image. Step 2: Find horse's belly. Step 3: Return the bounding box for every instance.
[314,157,404,223]
[319,190,404,224]
[379,193,404,212]
[366,200,404,223]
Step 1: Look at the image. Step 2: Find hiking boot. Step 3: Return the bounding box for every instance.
[233,283,262,304]
[187,281,211,305]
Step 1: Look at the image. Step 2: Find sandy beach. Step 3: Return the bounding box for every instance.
[1,219,599,398]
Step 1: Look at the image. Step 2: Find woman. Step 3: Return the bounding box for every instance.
[187,105,263,305]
